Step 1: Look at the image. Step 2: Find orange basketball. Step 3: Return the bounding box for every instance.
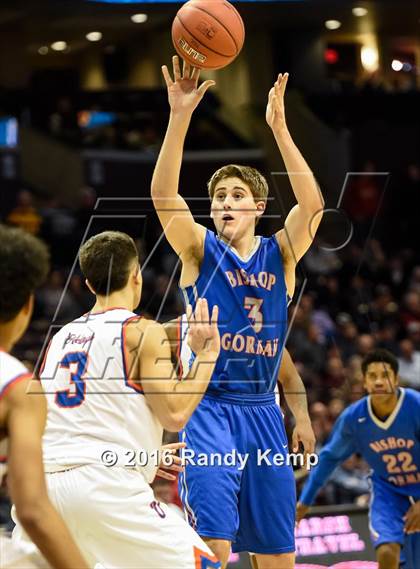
[172,0,245,70]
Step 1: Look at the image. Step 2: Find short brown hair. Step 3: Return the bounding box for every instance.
[79,231,138,296]
[207,164,269,203]
[0,225,50,322]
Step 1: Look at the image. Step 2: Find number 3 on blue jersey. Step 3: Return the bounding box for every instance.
[55,351,89,408]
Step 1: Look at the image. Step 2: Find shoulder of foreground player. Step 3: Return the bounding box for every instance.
[124,317,168,352]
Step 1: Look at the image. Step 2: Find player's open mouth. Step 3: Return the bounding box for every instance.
[222,214,234,221]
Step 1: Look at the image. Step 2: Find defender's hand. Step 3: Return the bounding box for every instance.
[266,73,289,133]
[296,501,310,524]
[404,501,420,534]
[161,55,215,116]
[187,298,220,357]
[155,442,186,481]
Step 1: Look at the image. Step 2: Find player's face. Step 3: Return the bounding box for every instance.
[210,177,264,239]
[363,362,399,396]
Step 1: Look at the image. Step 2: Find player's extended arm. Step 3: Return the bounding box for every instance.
[278,349,315,458]
[266,74,324,265]
[6,380,89,569]
[151,55,214,257]
[136,299,220,431]
[297,409,356,517]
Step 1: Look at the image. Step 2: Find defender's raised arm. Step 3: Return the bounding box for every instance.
[151,56,214,258]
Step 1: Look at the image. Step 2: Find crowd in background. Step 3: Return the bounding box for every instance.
[1,69,420,523]
[1,154,420,518]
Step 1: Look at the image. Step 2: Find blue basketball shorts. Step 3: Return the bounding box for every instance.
[178,391,296,554]
[369,477,420,569]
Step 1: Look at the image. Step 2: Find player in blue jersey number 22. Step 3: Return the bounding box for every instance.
[297,350,420,569]
[151,55,324,569]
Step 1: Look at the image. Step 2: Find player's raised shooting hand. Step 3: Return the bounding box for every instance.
[266,73,289,135]
[161,56,216,116]
[187,298,220,357]
[404,500,420,534]
[296,502,310,525]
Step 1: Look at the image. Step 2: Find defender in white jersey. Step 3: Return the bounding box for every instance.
[15,230,221,569]
[0,225,89,569]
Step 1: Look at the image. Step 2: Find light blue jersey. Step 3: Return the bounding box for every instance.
[182,229,289,394]
[300,388,420,504]
[300,388,420,567]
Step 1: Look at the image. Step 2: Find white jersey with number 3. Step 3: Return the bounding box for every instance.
[40,308,163,482]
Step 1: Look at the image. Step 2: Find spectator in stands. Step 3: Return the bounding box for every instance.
[49,96,79,144]
[37,269,81,322]
[6,190,42,235]
[398,339,420,389]
[357,334,376,356]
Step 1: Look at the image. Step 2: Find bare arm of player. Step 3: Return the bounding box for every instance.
[266,74,324,268]
[151,55,214,258]
[129,299,220,432]
[278,349,315,461]
[6,379,89,569]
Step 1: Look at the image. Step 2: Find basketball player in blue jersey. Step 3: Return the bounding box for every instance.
[297,350,420,569]
[151,55,324,568]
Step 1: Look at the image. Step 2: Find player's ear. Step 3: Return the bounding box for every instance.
[256,200,266,218]
[133,264,142,285]
[85,279,95,294]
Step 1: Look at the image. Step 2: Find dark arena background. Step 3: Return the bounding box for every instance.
[0,1,419,568]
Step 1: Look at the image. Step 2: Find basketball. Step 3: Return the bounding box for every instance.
[171,0,245,70]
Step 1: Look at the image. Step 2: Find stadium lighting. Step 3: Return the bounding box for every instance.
[361,46,379,72]
[38,46,49,55]
[325,20,342,30]
[51,41,68,52]
[352,7,368,17]
[86,31,103,42]
[131,13,148,23]
[391,59,403,72]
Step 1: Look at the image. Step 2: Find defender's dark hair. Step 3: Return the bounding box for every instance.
[0,225,50,322]
[79,231,138,296]
[361,349,399,376]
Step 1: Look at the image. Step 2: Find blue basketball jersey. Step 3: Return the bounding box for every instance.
[181,229,288,394]
[300,388,420,505]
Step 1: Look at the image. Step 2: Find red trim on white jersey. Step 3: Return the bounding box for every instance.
[0,372,32,399]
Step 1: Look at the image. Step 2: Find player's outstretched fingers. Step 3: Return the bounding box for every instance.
[278,72,289,96]
[191,66,201,83]
[200,297,210,326]
[182,59,192,79]
[161,65,173,87]
[211,304,219,326]
[186,303,194,325]
[172,55,182,81]
[197,80,216,99]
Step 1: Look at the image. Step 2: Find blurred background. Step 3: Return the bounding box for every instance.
[0,0,419,566]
